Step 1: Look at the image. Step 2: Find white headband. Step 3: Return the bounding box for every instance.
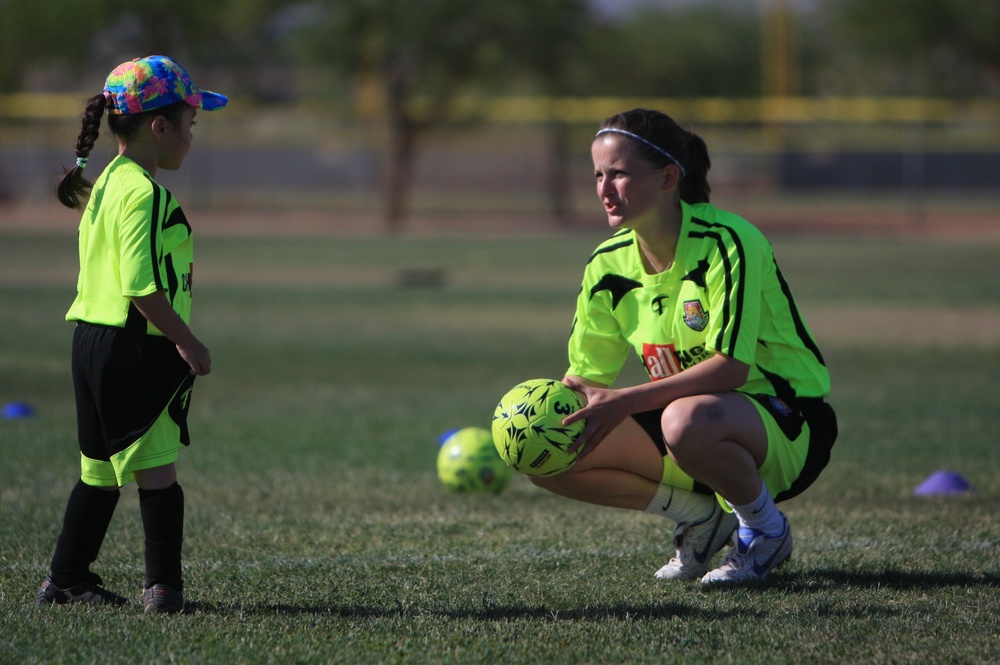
[595,128,686,178]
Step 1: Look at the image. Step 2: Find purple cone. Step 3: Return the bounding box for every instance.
[913,470,973,496]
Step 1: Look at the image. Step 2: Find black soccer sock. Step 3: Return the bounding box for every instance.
[139,482,185,591]
[49,479,121,588]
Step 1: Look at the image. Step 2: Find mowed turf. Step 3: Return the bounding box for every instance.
[1,223,998,664]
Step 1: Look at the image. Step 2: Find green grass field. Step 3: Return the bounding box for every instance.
[1,222,998,664]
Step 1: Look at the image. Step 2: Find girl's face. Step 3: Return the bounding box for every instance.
[591,134,673,230]
[158,106,197,171]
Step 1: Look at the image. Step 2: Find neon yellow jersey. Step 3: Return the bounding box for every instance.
[567,201,830,400]
[66,156,194,335]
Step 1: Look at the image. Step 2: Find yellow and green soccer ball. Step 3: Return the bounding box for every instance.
[492,378,586,477]
[437,427,512,493]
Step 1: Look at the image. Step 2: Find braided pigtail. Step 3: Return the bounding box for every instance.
[679,129,711,204]
[57,93,107,210]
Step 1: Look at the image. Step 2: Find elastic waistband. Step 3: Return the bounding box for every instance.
[75,320,165,341]
[75,321,124,330]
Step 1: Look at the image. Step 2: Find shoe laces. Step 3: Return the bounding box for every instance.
[717,547,748,572]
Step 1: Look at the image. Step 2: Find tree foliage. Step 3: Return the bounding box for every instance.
[0,0,290,94]
[817,0,1000,96]
[285,0,590,227]
[580,1,762,97]
[3,0,998,226]
[4,0,998,98]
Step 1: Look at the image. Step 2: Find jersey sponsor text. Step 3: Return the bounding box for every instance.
[643,342,682,380]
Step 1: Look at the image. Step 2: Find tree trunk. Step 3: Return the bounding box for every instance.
[546,120,575,227]
[382,55,423,234]
[384,115,419,233]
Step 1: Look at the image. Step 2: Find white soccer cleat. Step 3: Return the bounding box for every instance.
[700,514,793,585]
[654,502,738,581]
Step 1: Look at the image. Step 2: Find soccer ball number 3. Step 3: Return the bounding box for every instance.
[492,378,586,477]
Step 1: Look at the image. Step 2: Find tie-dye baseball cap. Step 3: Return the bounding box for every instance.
[103,55,228,115]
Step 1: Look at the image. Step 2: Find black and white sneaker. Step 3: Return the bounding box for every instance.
[36,573,129,607]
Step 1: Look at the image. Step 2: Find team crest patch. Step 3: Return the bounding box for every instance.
[682,300,709,331]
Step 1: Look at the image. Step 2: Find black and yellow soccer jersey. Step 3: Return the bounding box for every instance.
[568,201,830,401]
[66,156,194,335]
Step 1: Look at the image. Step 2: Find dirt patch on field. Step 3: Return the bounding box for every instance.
[808,305,1000,348]
[3,201,999,238]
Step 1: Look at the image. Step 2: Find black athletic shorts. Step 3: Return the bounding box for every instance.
[72,322,193,465]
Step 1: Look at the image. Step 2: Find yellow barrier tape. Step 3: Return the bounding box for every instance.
[1,93,996,125]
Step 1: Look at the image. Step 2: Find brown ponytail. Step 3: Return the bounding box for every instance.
[57,94,107,210]
[679,130,711,204]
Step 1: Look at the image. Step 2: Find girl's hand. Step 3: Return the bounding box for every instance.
[177,338,212,375]
[561,377,631,461]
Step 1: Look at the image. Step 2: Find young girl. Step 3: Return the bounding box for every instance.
[37,56,226,613]
[529,108,837,584]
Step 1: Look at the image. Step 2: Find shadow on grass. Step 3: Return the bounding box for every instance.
[437,602,743,622]
[701,568,999,594]
[181,570,998,618]
[803,568,998,590]
[182,600,748,621]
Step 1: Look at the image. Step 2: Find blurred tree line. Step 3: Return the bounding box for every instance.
[1,0,997,226]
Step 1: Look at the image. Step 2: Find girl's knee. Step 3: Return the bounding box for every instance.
[661,397,720,456]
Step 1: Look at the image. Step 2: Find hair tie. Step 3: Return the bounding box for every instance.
[595,128,686,178]
[76,157,88,169]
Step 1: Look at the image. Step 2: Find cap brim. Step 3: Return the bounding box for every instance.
[198,91,228,111]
